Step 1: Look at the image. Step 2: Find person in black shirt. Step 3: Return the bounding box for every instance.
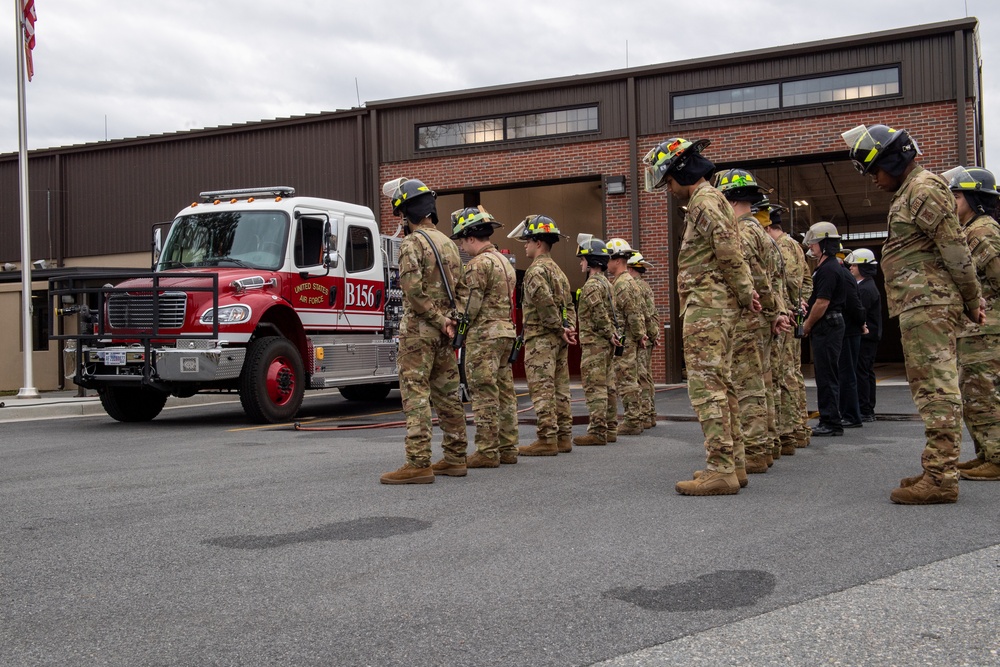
[801,222,847,436]
[838,258,867,428]
[846,249,882,422]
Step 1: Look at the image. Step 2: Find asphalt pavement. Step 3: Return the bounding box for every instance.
[1,371,998,666]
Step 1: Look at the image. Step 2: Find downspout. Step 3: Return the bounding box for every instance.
[955,29,969,164]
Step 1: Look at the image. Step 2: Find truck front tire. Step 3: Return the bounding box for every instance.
[99,386,169,422]
[240,336,305,423]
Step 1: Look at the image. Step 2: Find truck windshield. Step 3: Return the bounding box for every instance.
[157,211,289,271]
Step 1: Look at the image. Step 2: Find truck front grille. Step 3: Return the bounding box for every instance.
[108,292,187,329]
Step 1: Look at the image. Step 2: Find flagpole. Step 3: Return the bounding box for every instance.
[14,0,38,398]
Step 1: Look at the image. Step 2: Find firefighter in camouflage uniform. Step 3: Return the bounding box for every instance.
[606,238,648,436]
[573,234,618,446]
[514,215,577,456]
[843,124,983,504]
[627,252,660,429]
[450,206,520,467]
[380,178,469,485]
[942,165,1000,481]
[644,137,760,496]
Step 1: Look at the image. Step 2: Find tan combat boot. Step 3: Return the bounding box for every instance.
[557,436,573,453]
[431,458,468,476]
[765,452,774,467]
[572,433,607,446]
[780,443,797,456]
[380,463,434,485]
[957,456,986,471]
[693,468,747,489]
[499,449,518,464]
[772,445,782,460]
[465,451,500,469]
[745,454,769,474]
[606,431,618,443]
[518,439,558,456]
[618,424,643,436]
[890,476,958,504]
[676,470,740,496]
[959,461,1000,481]
[646,418,657,429]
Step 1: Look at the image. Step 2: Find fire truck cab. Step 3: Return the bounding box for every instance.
[51,187,402,423]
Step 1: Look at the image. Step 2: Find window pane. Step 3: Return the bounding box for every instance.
[345,226,374,273]
[784,67,899,107]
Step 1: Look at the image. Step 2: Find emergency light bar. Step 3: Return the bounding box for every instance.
[198,186,296,202]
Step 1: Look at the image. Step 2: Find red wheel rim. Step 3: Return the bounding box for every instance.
[265,355,296,406]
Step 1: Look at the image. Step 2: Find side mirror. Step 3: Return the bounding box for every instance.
[323,221,339,269]
[152,228,163,267]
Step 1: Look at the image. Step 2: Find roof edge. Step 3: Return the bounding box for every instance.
[368,17,979,109]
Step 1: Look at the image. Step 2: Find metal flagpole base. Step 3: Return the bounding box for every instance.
[16,387,40,399]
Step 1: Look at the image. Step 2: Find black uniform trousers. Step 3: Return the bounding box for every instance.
[811,312,845,432]
[856,338,879,417]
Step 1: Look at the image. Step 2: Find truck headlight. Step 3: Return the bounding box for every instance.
[201,304,252,325]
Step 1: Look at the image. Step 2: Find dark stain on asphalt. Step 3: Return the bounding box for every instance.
[204,516,431,549]
[605,569,777,612]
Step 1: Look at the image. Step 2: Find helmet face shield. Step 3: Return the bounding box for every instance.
[842,125,882,175]
[942,166,999,196]
[642,138,710,192]
[844,248,877,265]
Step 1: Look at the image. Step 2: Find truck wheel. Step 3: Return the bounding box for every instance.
[240,336,305,423]
[99,386,169,422]
[338,383,392,402]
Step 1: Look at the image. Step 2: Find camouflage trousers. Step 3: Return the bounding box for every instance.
[398,333,468,466]
[466,336,519,460]
[637,345,655,423]
[957,332,1000,464]
[524,332,572,442]
[899,304,964,485]
[580,341,615,438]
[613,341,643,429]
[682,306,741,474]
[775,330,811,447]
[732,321,770,460]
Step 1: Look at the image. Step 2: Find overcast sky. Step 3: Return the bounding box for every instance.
[1,0,997,163]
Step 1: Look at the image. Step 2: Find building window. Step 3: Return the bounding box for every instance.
[673,84,780,120]
[783,68,899,107]
[417,105,598,150]
[672,66,901,121]
[507,106,599,139]
[417,118,504,149]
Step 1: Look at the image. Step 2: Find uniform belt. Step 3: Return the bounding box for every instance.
[823,311,843,321]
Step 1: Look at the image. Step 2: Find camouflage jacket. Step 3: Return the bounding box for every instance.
[522,253,575,341]
[636,277,660,342]
[613,271,645,343]
[738,213,779,329]
[958,213,1000,337]
[463,245,516,341]
[777,231,812,311]
[398,221,468,338]
[677,182,755,314]
[576,271,617,345]
[882,165,981,318]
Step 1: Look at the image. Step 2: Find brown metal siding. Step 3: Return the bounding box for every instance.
[1,115,367,261]
[378,82,628,163]
[638,33,961,136]
[0,155,59,264]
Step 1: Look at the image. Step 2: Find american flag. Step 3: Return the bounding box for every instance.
[23,0,36,81]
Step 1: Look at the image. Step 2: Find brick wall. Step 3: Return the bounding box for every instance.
[380,99,969,382]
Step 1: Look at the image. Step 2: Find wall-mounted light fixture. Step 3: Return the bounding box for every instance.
[605,175,626,195]
[1,262,17,272]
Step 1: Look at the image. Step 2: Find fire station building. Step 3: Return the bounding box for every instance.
[0,18,985,390]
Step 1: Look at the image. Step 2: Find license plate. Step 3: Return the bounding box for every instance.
[104,351,127,366]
